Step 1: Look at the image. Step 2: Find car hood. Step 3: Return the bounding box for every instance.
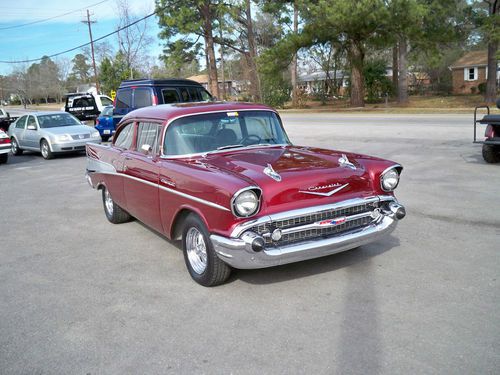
[198,145,398,214]
[41,125,95,136]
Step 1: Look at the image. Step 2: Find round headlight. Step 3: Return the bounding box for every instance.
[381,168,400,191]
[232,189,259,217]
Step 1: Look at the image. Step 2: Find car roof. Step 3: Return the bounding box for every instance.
[121,102,276,123]
[118,78,203,88]
[22,111,72,117]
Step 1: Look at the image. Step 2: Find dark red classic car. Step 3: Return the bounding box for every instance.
[86,102,405,286]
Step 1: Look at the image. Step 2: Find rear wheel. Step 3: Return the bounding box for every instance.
[0,153,7,164]
[102,187,131,224]
[182,214,231,287]
[40,139,53,160]
[482,142,500,164]
[11,138,22,155]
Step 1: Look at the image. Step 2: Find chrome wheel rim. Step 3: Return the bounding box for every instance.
[104,189,114,216]
[11,140,17,153]
[186,227,207,274]
[41,142,48,158]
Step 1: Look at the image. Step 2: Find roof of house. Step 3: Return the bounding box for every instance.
[450,51,488,69]
[187,74,233,84]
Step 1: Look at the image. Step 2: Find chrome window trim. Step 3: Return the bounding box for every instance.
[160,108,290,159]
[380,164,403,192]
[230,186,263,218]
[230,195,396,238]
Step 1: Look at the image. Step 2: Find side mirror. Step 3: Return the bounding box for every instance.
[27,125,37,131]
[141,144,152,154]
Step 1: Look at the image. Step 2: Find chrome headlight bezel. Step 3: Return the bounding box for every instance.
[55,134,72,142]
[380,166,402,192]
[231,186,262,218]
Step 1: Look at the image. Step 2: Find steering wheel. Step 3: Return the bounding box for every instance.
[241,134,262,146]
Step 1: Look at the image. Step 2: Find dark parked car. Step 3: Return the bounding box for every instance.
[113,78,212,124]
[473,98,500,163]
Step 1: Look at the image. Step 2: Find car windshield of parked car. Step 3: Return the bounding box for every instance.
[100,96,113,106]
[164,110,290,156]
[37,113,81,128]
[101,106,113,116]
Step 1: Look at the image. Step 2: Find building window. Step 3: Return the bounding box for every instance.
[465,67,478,81]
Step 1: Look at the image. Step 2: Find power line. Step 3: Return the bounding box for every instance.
[0,8,159,64]
[0,0,110,31]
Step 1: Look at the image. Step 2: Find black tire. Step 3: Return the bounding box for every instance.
[11,138,22,155]
[482,143,500,164]
[0,153,7,164]
[182,213,231,287]
[102,187,132,224]
[40,139,54,160]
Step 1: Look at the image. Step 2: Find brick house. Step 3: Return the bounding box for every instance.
[450,51,499,94]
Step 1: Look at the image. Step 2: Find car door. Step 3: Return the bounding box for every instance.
[106,121,136,209]
[122,121,163,232]
[24,115,40,149]
[11,115,27,145]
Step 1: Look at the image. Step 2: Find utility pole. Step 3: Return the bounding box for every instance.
[82,10,100,93]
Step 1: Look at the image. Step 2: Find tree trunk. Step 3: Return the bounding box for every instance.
[398,37,408,104]
[485,40,498,103]
[291,0,298,107]
[348,42,365,107]
[245,0,261,102]
[392,44,398,97]
[201,3,219,98]
[219,21,226,100]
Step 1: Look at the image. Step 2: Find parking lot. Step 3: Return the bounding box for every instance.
[0,112,499,374]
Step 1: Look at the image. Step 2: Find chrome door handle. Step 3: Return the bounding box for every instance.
[160,178,176,187]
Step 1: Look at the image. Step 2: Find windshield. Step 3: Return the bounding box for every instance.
[100,96,113,106]
[38,113,81,128]
[101,106,113,116]
[164,110,290,156]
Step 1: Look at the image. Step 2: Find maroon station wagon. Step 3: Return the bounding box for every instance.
[86,102,406,286]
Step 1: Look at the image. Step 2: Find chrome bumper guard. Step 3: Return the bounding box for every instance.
[210,196,404,269]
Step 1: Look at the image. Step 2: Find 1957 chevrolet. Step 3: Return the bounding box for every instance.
[86,102,405,286]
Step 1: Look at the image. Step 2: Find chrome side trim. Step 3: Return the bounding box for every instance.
[230,196,395,238]
[86,157,117,174]
[89,169,230,212]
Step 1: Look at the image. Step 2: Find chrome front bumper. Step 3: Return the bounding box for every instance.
[211,196,404,269]
[51,139,101,152]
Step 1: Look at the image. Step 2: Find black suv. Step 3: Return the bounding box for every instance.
[113,79,212,118]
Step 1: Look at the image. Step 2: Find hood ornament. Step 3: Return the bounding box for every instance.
[339,154,356,170]
[263,164,282,182]
[299,183,349,197]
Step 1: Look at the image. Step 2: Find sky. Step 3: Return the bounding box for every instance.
[0,0,162,75]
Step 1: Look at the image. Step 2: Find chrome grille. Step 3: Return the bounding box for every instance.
[249,202,378,247]
[71,134,90,140]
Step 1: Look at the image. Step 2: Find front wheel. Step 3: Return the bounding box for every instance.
[40,139,53,160]
[11,138,22,155]
[482,143,500,164]
[182,214,231,287]
[102,187,131,224]
[0,153,7,164]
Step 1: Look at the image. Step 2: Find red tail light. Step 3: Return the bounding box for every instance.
[96,118,100,125]
[152,94,158,106]
[485,125,496,138]
[0,137,10,144]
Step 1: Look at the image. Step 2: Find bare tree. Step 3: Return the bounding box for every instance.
[116,0,154,79]
[484,0,499,102]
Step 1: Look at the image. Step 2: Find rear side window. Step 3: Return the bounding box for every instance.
[133,88,153,108]
[115,89,132,109]
[162,89,180,104]
[199,88,211,101]
[114,123,134,149]
[179,87,190,102]
[187,87,201,101]
[136,122,161,154]
[16,115,27,129]
[27,116,37,128]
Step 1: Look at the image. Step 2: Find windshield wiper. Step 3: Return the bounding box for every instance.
[216,144,245,151]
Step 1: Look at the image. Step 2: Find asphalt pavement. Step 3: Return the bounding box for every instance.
[0,113,498,374]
